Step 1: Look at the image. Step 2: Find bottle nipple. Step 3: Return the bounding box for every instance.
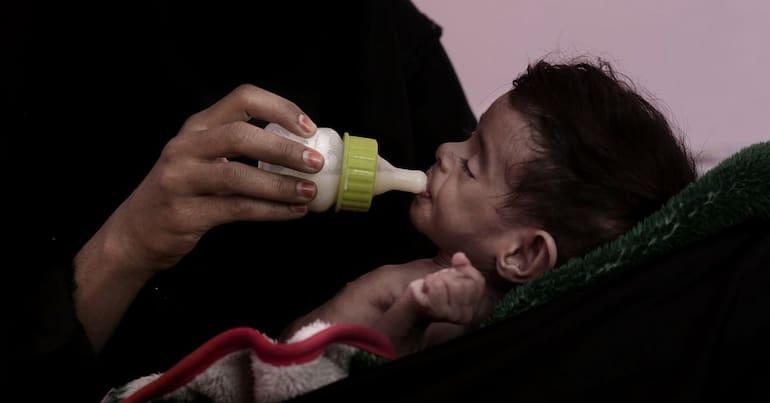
[374,158,427,195]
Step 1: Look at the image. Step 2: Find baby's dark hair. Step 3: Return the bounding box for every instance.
[502,58,696,266]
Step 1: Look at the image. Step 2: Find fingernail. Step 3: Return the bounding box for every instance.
[290,204,308,213]
[302,150,324,170]
[296,181,317,200]
[298,114,317,135]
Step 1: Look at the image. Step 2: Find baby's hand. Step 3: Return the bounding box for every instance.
[408,252,485,326]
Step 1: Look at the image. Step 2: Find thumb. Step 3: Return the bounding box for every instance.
[451,252,471,270]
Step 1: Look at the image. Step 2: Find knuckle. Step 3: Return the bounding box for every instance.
[223,121,253,148]
[282,98,300,113]
[160,137,184,159]
[228,120,251,137]
[232,83,257,100]
[161,136,187,161]
[275,136,298,157]
[272,174,294,197]
[230,198,256,218]
[182,112,205,131]
[156,167,181,192]
[274,176,297,196]
[219,161,244,186]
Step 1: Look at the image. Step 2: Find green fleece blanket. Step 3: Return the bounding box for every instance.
[484,140,770,324]
[353,140,770,370]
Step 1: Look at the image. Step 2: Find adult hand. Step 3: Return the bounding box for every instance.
[74,84,324,350]
[103,84,324,272]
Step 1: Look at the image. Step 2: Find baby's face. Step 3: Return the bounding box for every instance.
[410,95,535,271]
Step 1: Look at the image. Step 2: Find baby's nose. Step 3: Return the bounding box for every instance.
[435,142,460,172]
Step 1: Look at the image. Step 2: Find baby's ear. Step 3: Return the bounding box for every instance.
[495,230,557,283]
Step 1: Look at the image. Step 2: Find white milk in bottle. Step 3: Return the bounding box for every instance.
[258,123,427,212]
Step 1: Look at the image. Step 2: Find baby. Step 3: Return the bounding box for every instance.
[281,58,697,356]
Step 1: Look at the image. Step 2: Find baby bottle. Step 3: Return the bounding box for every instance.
[258,123,427,212]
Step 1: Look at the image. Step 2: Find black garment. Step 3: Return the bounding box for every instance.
[10,1,476,401]
[292,220,770,403]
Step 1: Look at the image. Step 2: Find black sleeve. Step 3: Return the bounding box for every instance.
[6,7,105,400]
[11,262,104,402]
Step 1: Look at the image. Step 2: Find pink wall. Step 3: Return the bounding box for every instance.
[413,0,770,171]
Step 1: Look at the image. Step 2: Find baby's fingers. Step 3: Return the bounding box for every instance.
[451,251,471,268]
[450,252,485,285]
[409,278,431,308]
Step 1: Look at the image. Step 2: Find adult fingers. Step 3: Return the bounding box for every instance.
[184,84,317,136]
[190,159,317,204]
[200,195,309,225]
[189,121,324,173]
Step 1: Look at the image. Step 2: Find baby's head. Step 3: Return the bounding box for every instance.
[411,58,696,284]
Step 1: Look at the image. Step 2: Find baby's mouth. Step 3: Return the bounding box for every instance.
[418,167,433,199]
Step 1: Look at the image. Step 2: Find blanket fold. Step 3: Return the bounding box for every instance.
[104,321,394,403]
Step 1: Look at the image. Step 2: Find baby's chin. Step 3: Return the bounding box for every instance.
[408,202,432,237]
[408,197,422,218]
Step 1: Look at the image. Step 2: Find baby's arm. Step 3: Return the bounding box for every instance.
[279,265,410,341]
[374,252,485,356]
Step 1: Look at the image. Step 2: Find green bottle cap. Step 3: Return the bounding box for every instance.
[335,133,378,212]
